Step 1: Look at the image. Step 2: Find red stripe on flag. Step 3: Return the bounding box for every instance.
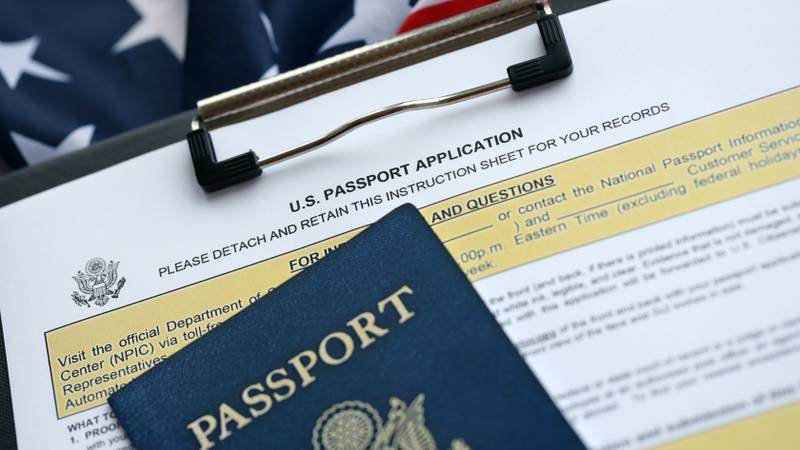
[397,0,499,34]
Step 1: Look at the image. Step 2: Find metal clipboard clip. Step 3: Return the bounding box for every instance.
[187,0,572,192]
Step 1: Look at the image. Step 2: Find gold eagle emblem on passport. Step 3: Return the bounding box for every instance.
[312,393,470,450]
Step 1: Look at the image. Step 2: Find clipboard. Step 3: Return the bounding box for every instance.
[186,0,573,192]
[0,2,576,447]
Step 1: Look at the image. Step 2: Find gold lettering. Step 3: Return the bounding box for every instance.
[266,367,296,402]
[190,285,415,445]
[347,312,389,349]
[288,350,318,387]
[186,415,217,450]
[241,383,272,417]
[218,403,252,441]
[378,285,415,323]
[319,331,355,365]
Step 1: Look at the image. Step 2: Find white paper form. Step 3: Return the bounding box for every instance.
[1,0,799,448]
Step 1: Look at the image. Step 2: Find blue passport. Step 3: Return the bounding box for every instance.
[109,204,584,450]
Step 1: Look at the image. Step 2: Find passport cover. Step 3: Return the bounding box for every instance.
[109,204,585,450]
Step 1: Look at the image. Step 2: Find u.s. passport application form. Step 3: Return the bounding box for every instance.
[1,0,800,448]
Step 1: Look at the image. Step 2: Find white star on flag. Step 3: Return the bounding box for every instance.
[319,0,412,53]
[260,12,280,79]
[0,36,70,90]
[10,124,95,165]
[113,0,189,61]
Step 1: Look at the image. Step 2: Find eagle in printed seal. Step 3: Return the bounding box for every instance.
[71,257,126,307]
[312,393,470,450]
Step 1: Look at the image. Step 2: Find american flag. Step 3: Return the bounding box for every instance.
[0,0,495,171]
